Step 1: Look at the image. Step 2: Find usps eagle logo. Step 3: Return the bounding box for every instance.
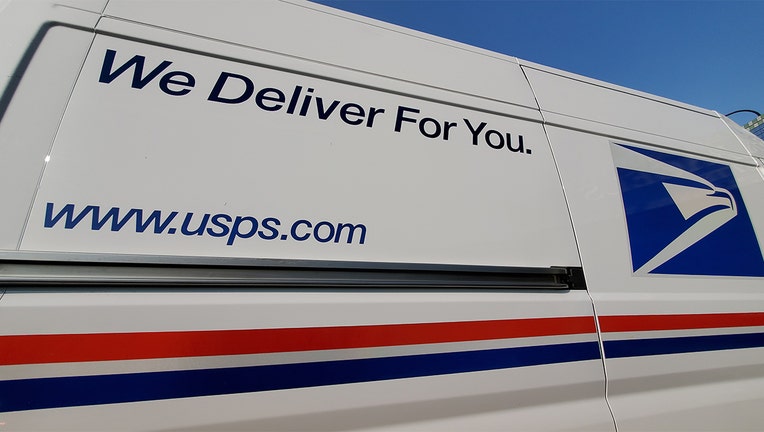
[612,143,764,277]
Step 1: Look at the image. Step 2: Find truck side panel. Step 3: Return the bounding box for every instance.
[0,2,614,430]
[0,288,612,430]
[525,64,764,430]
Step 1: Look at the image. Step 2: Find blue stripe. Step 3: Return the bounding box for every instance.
[604,332,764,358]
[0,341,599,413]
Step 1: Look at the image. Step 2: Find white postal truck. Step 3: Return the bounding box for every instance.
[1,1,763,430]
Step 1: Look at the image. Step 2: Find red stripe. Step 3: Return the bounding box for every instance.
[600,312,764,333]
[0,316,594,366]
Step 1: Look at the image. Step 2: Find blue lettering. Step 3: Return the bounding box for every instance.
[335,223,367,244]
[258,217,281,240]
[159,71,195,96]
[181,213,210,236]
[313,221,335,243]
[394,106,419,132]
[41,203,367,247]
[207,214,232,237]
[90,207,140,231]
[291,220,312,241]
[43,203,94,229]
[208,72,254,104]
[227,216,258,245]
[98,49,172,89]
[255,88,286,111]
[135,209,178,234]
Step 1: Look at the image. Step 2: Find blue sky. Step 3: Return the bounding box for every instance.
[311,0,763,125]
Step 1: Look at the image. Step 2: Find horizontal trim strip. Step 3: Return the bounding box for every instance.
[603,332,764,358]
[1,334,596,381]
[0,251,570,274]
[0,316,596,366]
[0,341,601,413]
[0,261,573,289]
[600,312,764,333]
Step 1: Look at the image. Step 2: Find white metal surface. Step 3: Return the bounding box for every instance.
[1,0,763,430]
[103,0,540,110]
[19,30,579,267]
[720,114,764,159]
[522,63,754,162]
[0,0,104,94]
[0,289,612,431]
[0,5,101,250]
[544,124,764,430]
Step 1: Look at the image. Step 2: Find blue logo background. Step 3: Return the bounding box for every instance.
[614,144,764,277]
